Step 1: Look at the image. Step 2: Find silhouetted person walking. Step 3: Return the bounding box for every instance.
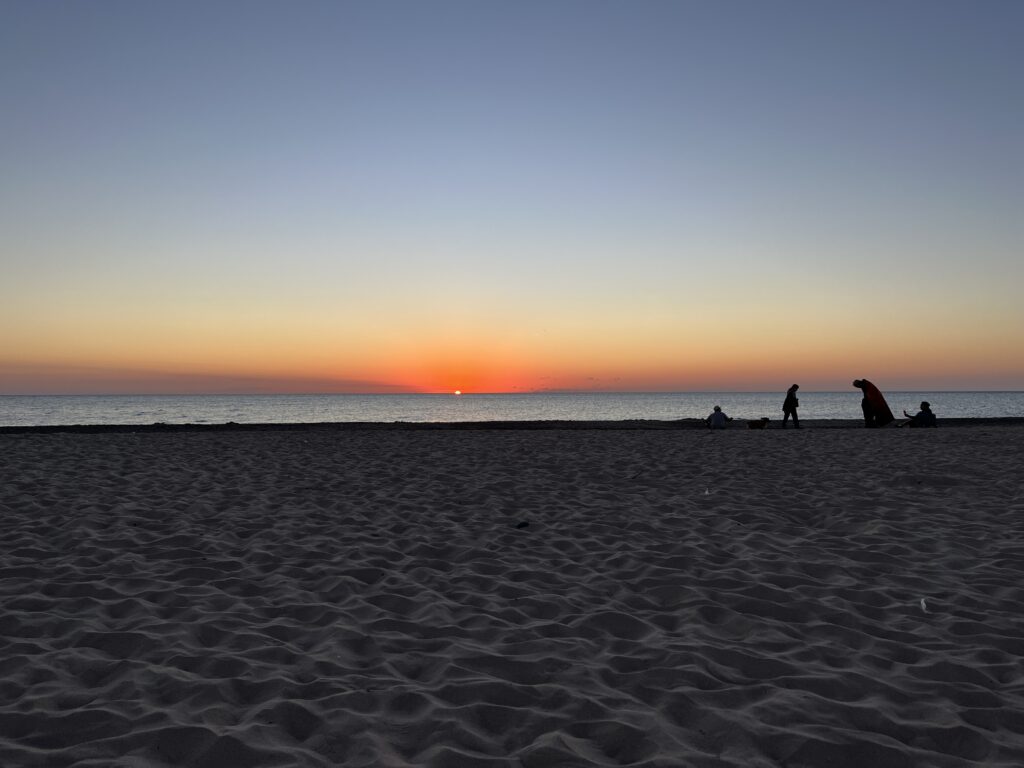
[853,379,894,427]
[782,384,800,428]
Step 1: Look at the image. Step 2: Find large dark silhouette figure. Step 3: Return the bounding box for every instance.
[853,379,894,427]
[782,384,800,428]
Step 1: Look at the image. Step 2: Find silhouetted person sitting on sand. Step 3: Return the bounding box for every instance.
[706,405,733,429]
[853,379,895,427]
[782,384,800,428]
[903,401,937,428]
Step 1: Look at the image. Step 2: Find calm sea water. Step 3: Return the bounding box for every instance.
[2,392,1022,427]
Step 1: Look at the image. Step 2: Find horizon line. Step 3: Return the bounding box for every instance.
[3,389,1023,397]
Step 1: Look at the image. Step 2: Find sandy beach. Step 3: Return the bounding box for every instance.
[1,425,1023,767]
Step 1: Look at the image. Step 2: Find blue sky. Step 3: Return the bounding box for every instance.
[2,1,1022,393]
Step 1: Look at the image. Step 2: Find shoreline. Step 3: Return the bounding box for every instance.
[3,416,1024,433]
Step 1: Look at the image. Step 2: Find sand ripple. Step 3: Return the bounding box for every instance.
[1,427,1023,766]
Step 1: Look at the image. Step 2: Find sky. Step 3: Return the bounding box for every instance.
[2,0,1022,394]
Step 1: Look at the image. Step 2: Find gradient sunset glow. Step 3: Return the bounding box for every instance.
[2,1,1022,395]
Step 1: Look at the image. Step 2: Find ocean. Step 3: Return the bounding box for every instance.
[2,392,1023,427]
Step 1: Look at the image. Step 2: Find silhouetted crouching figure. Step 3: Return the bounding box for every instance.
[903,401,937,428]
[853,379,895,427]
[706,405,733,429]
[782,384,800,428]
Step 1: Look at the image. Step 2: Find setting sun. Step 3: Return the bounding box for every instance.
[1,1,1021,399]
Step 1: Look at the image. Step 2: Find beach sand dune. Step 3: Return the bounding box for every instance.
[1,427,1023,767]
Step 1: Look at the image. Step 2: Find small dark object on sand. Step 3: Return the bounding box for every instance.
[515,521,530,529]
[747,418,770,430]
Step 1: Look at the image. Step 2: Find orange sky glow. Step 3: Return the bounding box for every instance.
[3,321,1022,394]
[2,3,1022,396]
